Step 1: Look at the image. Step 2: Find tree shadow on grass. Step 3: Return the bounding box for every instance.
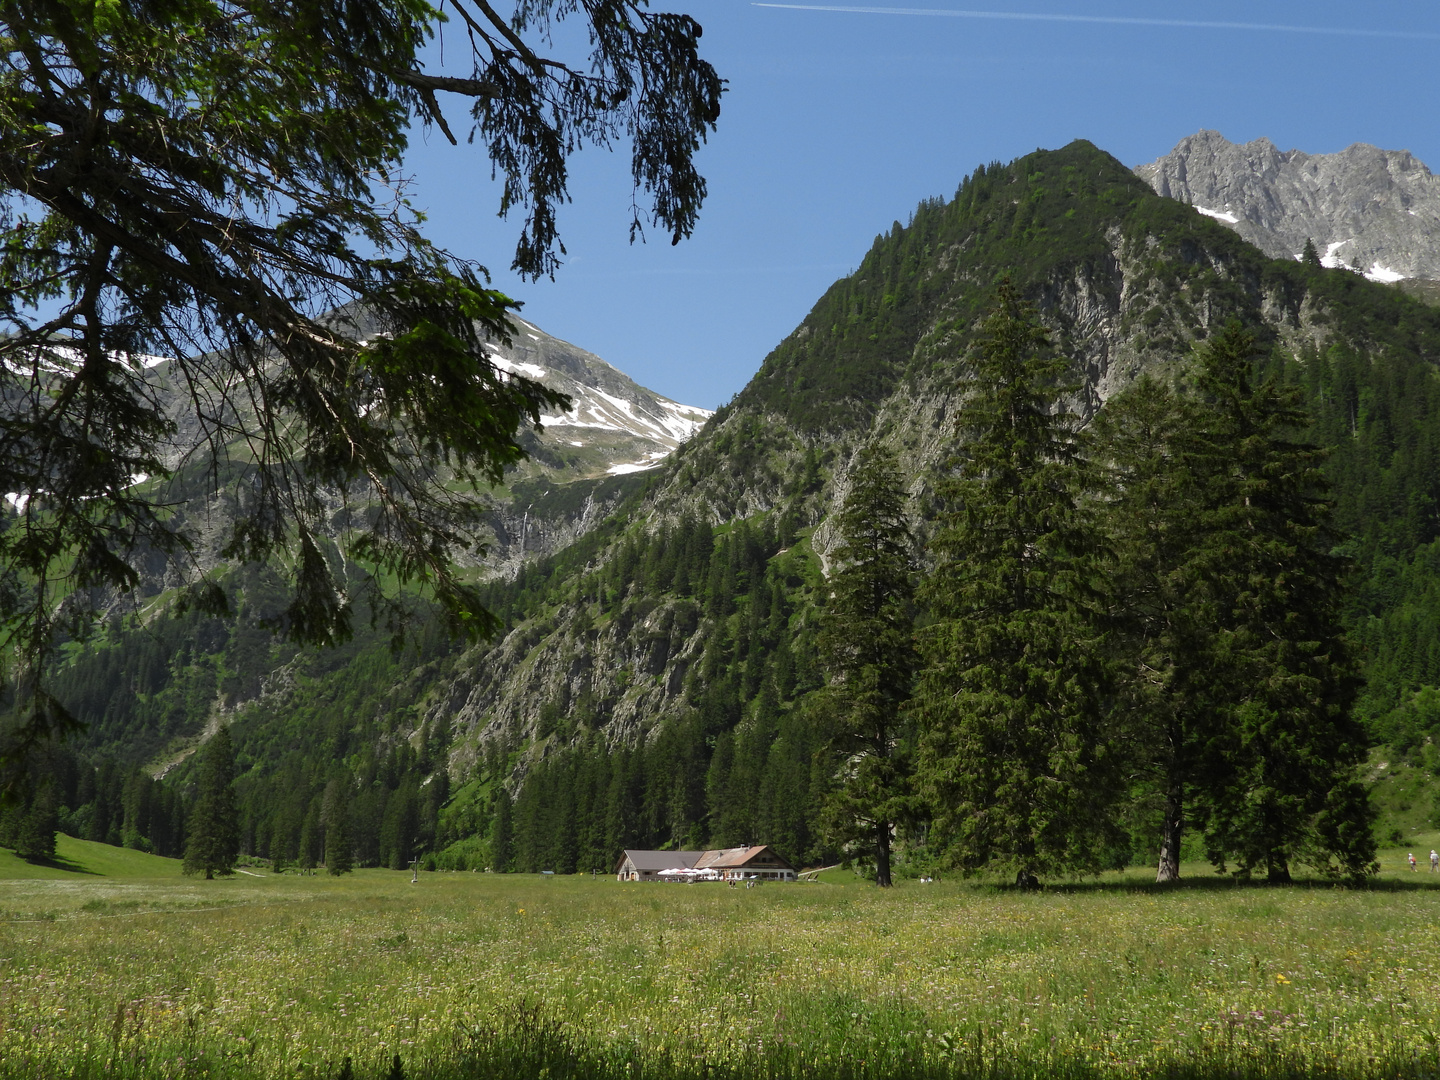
[21,851,97,875]
[1040,874,1440,896]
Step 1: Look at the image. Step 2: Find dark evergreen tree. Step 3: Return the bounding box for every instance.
[757,706,817,866]
[576,748,613,872]
[184,728,239,879]
[380,779,419,870]
[87,760,114,844]
[1094,377,1212,881]
[350,785,384,868]
[1185,322,1374,883]
[816,444,917,886]
[551,763,579,873]
[323,777,354,875]
[604,750,643,855]
[513,771,543,872]
[1301,237,1322,269]
[298,799,320,871]
[166,792,186,860]
[490,787,514,872]
[14,782,58,862]
[914,283,1121,886]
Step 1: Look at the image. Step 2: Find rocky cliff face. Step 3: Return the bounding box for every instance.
[1136,130,1440,282]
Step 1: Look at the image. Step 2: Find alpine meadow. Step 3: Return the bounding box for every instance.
[7,4,1440,1077]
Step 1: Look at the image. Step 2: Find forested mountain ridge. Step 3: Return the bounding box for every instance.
[435,141,1440,800]
[652,139,1440,531]
[23,139,1440,875]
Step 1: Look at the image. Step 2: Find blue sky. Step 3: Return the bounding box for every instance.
[401,1,1440,410]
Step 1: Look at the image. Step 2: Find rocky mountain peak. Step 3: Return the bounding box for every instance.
[487,318,711,481]
[1136,130,1440,282]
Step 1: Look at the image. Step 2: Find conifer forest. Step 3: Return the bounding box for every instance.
[8,143,1440,891]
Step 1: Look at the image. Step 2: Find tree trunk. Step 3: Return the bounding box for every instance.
[1267,854,1291,884]
[1015,837,1040,890]
[875,820,892,887]
[1155,784,1183,882]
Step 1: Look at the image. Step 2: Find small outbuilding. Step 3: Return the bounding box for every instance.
[614,845,797,882]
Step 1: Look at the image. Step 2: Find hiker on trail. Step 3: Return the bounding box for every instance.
[1409,852,1418,871]
[1430,850,1438,872]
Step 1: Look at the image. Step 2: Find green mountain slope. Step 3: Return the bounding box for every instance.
[31,139,1440,875]
[0,834,181,879]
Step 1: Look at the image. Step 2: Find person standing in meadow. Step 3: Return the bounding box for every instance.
[1409,852,1418,871]
[1430,850,1438,872]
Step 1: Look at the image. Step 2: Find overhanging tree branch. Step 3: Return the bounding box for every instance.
[0,0,722,762]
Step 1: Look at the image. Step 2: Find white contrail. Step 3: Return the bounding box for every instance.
[752,3,1440,41]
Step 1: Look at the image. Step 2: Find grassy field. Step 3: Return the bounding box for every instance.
[5,846,1440,1080]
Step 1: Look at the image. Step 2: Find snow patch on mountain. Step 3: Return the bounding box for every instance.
[488,350,548,382]
[484,321,712,475]
[1320,239,1352,269]
[607,449,672,475]
[1195,205,1239,224]
[537,384,711,446]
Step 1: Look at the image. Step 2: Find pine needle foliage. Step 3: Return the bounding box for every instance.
[915,283,1121,885]
[1182,323,1374,883]
[0,0,722,756]
[183,725,238,879]
[817,444,917,887]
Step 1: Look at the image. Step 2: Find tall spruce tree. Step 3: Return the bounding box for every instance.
[298,800,320,872]
[323,777,354,876]
[14,782,58,863]
[183,727,239,879]
[817,444,918,887]
[490,788,514,873]
[915,283,1121,886]
[1185,323,1375,883]
[1095,377,1213,881]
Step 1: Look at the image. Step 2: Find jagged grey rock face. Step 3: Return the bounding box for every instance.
[1136,130,1440,282]
[473,318,712,572]
[441,594,706,781]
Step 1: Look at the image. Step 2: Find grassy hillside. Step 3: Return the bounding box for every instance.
[0,834,182,879]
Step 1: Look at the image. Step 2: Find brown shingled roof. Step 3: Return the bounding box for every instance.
[694,845,795,870]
